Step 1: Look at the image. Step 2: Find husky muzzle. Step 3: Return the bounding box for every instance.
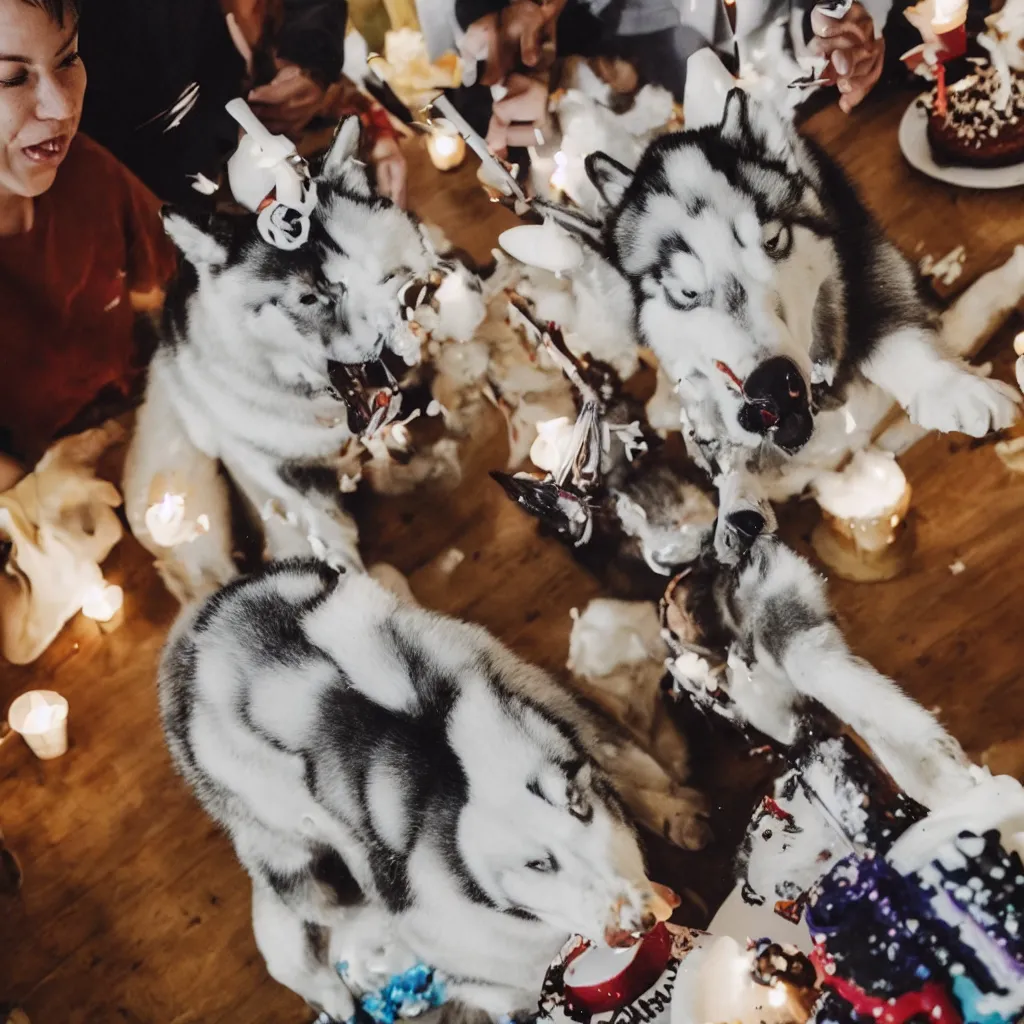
[737,356,813,454]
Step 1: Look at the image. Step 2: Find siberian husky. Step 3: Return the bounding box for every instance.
[541,88,1020,561]
[159,559,705,1021]
[661,505,977,811]
[123,118,437,600]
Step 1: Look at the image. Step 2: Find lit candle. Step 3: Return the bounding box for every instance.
[811,449,913,582]
[8,690,69,760]
[530,417,577,473]
[426,131,466,171]
[80,583,125,632]
[670,936,806,1024]
[499,221,584,275]
[144,491,210,548]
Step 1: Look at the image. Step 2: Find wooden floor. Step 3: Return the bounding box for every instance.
[3,86,1024,1021]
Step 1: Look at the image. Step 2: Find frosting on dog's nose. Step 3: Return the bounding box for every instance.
[738,355,813,453]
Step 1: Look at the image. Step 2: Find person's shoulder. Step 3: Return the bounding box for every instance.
[61,132,125,177]
[61,133,161,200]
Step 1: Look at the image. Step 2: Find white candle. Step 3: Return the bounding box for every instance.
[670,936,801,1024]
[80,583,124,627]
[8,690,69,760]
[427,131,466,171]
[1014,331,1024,394]
[499,221,584,275]
[530,417,577,473]
[813,448,910,551]
[144,492,209,548]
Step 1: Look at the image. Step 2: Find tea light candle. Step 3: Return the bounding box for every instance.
[670,936,805,1024]
[499,220,584,275]
[144,491,210,548]
[81,582,124,632]
[530,417,577,473]
[8,690,69,760]
[811,449,913,582]
[427,131,466,171]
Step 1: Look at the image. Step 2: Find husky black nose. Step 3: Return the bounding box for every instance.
[726,508,766,543]
[738,356,813,453]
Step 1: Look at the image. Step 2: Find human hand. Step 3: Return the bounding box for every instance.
[371,135,408,208]
[811,1,885,113]
[485,72,550,158]
[248,62,327,138]
[462,0,565,87]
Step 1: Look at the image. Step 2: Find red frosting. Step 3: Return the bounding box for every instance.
[811,947,964,1024]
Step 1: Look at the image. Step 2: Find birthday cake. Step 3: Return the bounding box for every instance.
[924,64,1024,169]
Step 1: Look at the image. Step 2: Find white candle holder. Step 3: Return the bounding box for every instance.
[8,690,69,760]
[811,449,914,582]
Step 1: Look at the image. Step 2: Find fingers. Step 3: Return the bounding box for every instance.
[491,73,548,122]
[248,65,306,106]
[487,74,548,154]
[248,65,324,136]
[838,44,884,112]
[810,1,873,42]
[486,114,509,159]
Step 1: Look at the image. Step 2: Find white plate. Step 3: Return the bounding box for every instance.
[898,98,1024,190]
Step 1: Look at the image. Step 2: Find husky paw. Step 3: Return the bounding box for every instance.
[907,363,1021,437]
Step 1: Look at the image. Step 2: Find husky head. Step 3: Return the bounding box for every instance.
[551,90,843,459]
[163,117,433,372]
[452,672,657,946]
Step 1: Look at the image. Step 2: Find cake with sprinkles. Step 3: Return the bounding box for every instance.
[924,63,1024,168]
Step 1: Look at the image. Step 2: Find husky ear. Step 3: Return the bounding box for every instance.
[532,198,604,248]
[720,87,753,144]
[320,117,363,177]
[161,208,229,266]
[584,152,633,210]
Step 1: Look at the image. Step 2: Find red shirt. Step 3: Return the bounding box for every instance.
[0,133,177,460]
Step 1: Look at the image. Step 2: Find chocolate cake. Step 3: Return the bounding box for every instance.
[925,64,1024,168]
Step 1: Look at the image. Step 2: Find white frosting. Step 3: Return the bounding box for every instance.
[499,222,584,275]
[813,448,907,520]
[564,942,641,987]
[887,772,1024,873]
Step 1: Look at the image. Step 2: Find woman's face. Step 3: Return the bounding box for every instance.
[0,1,85,199]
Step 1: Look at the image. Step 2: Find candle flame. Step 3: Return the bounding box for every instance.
[432,134,460,158]
[550,150,570,192]
[767,984,788,1008]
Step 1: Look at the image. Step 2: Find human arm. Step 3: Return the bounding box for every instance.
[248,0,349,137]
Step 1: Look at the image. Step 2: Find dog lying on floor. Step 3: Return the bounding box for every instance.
[159,559,707,1021]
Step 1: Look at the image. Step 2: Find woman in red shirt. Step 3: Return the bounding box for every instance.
[0,0,177,483]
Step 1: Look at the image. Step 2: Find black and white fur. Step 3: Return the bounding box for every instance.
[541,89,1020,559]
[667,508,977,811]
[123,118,436,598]
[160,560,669,1021]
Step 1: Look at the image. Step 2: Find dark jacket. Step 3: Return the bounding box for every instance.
[78,0,348,205]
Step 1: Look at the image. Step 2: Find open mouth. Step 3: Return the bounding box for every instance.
[327,357,402,437]
[22,136,69,165]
